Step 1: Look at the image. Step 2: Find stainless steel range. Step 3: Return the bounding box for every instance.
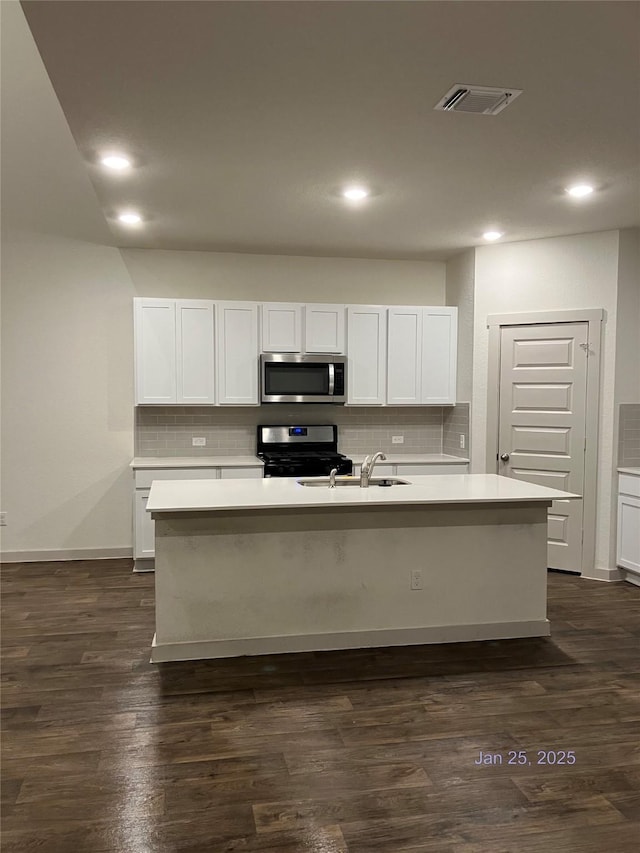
[257,425,353,478]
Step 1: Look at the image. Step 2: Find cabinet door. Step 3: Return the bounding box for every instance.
[387,307,422,405]
[617,494,640,572]
[134,298,176,404]
[261,303,302,352]
[421,307,457,405]
[346,306,387,405]
[304,304,345,353]
[176,300,215,404]
[134,490,155,558]
[216,302,259,405]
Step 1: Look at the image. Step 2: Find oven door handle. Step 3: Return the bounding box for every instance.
[328,363,335,395]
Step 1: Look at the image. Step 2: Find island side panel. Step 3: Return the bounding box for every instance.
[151,502,550,661]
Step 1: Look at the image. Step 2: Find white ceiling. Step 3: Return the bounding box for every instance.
[21,0,640,261]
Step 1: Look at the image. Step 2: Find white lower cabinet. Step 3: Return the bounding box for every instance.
[134,490,155,559]
[133,465,263,570]
[617,472,640,578]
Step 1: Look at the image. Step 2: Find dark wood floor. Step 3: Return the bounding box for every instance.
[1,561,639,853]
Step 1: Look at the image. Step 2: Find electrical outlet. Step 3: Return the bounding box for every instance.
[410,569,423,590]
[459,434,465,449]
[392,435,404,445]
[192,437,206,447]
[0,512,6,527]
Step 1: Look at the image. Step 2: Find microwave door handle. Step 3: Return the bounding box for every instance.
[328,363,335,395]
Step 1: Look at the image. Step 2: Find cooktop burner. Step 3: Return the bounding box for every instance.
[257,425,353,478]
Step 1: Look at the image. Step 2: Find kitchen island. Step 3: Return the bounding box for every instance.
[146,474,578,663]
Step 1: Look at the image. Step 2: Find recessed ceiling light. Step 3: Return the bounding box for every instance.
[101,154,132,170]
[482,230,503,241]
[565,184,594,198]
[118,211,142,225]
[342,186,369,201]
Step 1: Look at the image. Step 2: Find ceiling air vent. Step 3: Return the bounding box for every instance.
[434,84,522,115]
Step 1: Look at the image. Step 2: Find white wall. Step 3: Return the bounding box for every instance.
[614,228,640,405]
[472,230,623,574]
[2,245,445,558]
[1,2,136,557]
[122,248,445,304]
[0,3,446,557]
[445,249,474,403]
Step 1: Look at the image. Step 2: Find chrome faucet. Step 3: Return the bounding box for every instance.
[360,451,386,488]
[328,467,338,488]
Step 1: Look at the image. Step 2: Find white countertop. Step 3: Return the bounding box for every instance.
[147,473,579,514]
[131,453,467,470]
[618,467,640,475]
[131,456,263,469]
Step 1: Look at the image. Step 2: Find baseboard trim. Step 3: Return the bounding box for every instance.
[0,547,132,564]
[133,558,155,573]
[150,619,551,663]
[581,565,623,583]
[620,569,640,588]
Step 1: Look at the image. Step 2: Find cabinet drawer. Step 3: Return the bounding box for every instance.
[396,464,468,476]
[135,467,220,489]
[219,467,263,479]
[619,473,640,498]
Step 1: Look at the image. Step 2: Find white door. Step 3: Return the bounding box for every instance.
[304,304,345,353]
[216,302,259,405]
[346,305,387,405]
[261,303,302,352]
[176,300,215,404]
[498,322,588,572]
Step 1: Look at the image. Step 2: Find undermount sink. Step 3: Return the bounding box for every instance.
[297,477,410,488]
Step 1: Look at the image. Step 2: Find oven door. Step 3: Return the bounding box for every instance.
[260,354,345,403]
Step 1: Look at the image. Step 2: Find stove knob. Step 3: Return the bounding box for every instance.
[288,466,296,474]
[277,466,284,475]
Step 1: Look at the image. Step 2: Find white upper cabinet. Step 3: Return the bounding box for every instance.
[387,306,457,405]
[134,298,215,405]
[134,298,177,404]
[175,300,215,404]
[134,298,456,407]
[216,302,259,405]
[421,307,457,405]
[304,304,345,353]
[387,307,423,405]
[346,306,387,405]
[261,303,302,352]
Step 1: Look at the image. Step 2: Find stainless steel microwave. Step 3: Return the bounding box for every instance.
[260,354,347,404]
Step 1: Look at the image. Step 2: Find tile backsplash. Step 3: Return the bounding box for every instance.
[135,404,470,458]
[442,403,470,458]
[619,403,640,467]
